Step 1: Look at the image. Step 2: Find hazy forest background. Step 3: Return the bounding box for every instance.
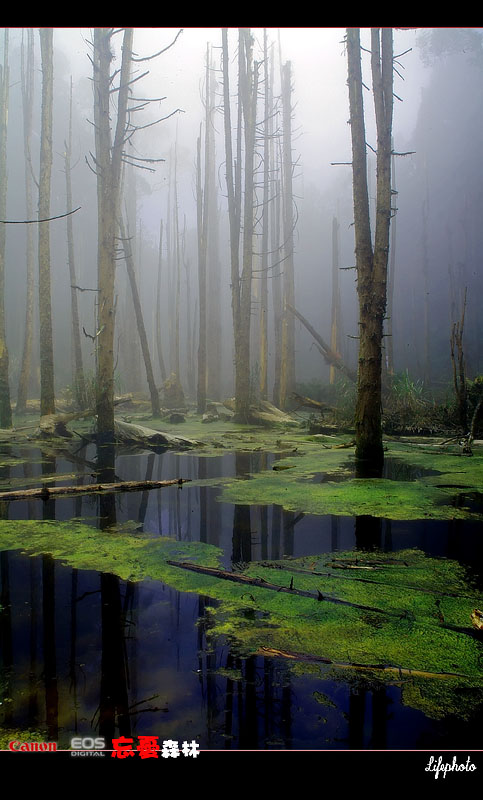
[0,27,482,423]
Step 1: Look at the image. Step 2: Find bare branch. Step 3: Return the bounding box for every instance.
[131,29,183,62]
[0,207,81,224]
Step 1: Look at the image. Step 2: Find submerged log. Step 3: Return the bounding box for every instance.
[0,477,190,502]
[256,646,472,680]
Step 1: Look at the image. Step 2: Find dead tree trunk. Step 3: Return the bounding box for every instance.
[450,287,468,433]
[329,216,342,385]
[38,28,55,417]
[119,215,160,417]
[259,29,270,401]
[155,218,167,384]
[347,28,393,469]
[93,28,133,441]
[16,29,36,415]
[280,60,296,410]
[0,30,12,427]
[64,76,87,409]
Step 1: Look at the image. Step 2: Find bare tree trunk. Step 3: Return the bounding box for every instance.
[236,29,258,421]
[196,128,207,414]
[93,28,133,441]
[259,30,270,401]
[0,30,11,427]
[16,29,35,416]
[64,76,87,409]
[385,149,396,377]
[205,48,222,401]
[155,219,167,384]
[279,60,296,410]
[329,216,342,385]
[347,27,393,470]
[38,28,55,417]
[119,215,160,417]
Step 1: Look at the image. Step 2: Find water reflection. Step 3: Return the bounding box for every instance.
[0,444,482,749]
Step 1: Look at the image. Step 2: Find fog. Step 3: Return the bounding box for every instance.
[2,27,482,406]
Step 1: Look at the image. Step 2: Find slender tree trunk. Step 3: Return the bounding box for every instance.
[17,29,35,416]
[347,27,393,469]
[279,60,296,410]
[236,29,258,421]
[222,28,241,400]
[259,30,270,401]
[38,28,55,417]
[196,128,207,414]
[385,149,396,377]
[329,216,342,385]
[0,30,11,427]
[65,76,87,409]
[93,28,133,441]
[119,215,160,417]
[155,219,167,384]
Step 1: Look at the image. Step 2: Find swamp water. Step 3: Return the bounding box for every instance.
[0,439,482,751]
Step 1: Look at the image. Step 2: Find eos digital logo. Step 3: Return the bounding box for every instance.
[70,737,106,757]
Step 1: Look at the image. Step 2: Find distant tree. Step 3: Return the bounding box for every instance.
[64,76,87,409]
[279,59,296,410]
[347,28,394,470]
[38,28,55,417]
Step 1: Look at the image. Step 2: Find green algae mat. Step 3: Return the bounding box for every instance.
[212,436,483,521]
[0,519,481,721]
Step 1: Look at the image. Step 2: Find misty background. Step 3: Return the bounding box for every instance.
[2,27,482,406]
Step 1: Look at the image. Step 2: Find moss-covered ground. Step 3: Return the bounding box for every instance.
[0,518,481,721]
[0,412,482,725]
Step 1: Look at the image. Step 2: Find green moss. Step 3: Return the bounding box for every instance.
[217,438,483,521]
[0,514,481,722]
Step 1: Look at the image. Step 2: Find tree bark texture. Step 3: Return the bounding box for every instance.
[347,28,393,468]
[93,28,133,441]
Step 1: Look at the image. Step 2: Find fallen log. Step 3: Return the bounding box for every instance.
[256,646,472,680]
[0,477,190,502]
[167,560,481,640]
[113,419,201,449]
[223,398,298,426]
[286,303,357,383]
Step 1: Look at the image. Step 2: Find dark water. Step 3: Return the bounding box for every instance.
[0,443,482,751]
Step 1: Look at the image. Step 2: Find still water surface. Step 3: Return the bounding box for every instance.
[0,444,482,750]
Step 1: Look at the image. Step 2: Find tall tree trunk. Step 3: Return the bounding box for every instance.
[222,28,241,400]
[259,29,270,401]
[196,128,207,414]
[236,29,258,421]
[93,28,133,441]
[347,27,393,470]
[329,216,342,385]
[155,219,167,384]
[279,60,296,410]
[65,76,87,409]
[38,28,55,417]
[16,29,35,416]
[119,214,160,417]
[0,30,11,427]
